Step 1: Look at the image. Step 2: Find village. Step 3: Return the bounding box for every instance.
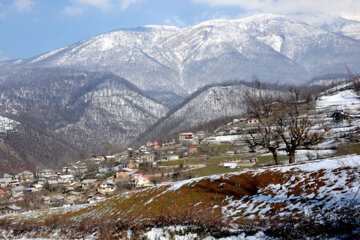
[0,117,270,214]
[0,83,359,215]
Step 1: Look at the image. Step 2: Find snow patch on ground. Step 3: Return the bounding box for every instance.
[316,89,360,111]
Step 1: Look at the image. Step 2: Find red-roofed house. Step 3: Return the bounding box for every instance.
[131,173,151,188]
[179,133,194,142]
[147,141,160,150]
[189,146,198,154]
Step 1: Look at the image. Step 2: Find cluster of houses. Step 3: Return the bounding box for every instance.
[0,116,273,214]
[0,155,155,214]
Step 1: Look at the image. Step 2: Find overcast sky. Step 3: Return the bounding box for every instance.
[1,0,360,60]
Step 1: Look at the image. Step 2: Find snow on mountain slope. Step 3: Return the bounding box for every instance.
[138,82,252,141]
[4,14,360,98]
[3,155,359,239]
[0,116,19,133]
[0,68,168,152]
[341,22,360,40]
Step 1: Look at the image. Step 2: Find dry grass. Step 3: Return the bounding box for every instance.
[2,162,360,239]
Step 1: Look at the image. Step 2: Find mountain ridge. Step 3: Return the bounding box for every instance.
[2,14,360,101]
[0,67,168,154]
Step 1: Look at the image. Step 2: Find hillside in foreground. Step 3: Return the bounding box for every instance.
[1,154,359,239]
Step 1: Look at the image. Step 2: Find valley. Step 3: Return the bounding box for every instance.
[1,10,360,240]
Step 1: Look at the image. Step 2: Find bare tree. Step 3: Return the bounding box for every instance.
[245,78,327,164]
[244,76,282,165]
[275,86,325,163]
[345,65,360,96]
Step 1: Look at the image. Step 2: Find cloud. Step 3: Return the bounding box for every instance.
[71,0,111,9]
[120,0,138,10]
[192,0,360,16]
[62,5,85,16]
[341,12,360,21]
[68,0,139,11]
[13,0,34,13]
[164,16,185,26]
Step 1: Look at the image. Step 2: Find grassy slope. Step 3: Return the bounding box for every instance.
[7,155,359,232]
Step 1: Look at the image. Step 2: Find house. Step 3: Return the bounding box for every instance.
[16,171,34,183]
[99,167,111,174]
[0,189,6,198]
[246,118,259,124]
[87,195,104,204]
[179,133,195,142]
[147,141,161,150]
[88,157,102,164]
[115,168,134,179]
[9,179,20,187]
[140,152,155,162]
[47,179,58,185]
[188,146,198,154]
[128,159,140,169]
[81,179,99,190]
[131,173,151,188]
[3,173,14,179]
[223,162,238,169]
[63,200,75,208]
[38,174,58,185]
[223,158,258,168]
[65,192,81,202]
[78,165,88,174]
[139,145,148,152]
[68,166,80,175]
[39,173,58,181]
[62,165,72,174]
[0,205,21,214]
[166,155,179,161]
[39,169,55,177]
[106,155,116,160]
[229,129,237,135]
[97,180,116,195]
[32,184,43,192]
[0,178,12,188]
[161,139,176,148]
[58,175,75,184]
[94,155,106,161]
[111,165,122,172]
[11,186,25,198]
[67,182,81,191]
[195,131,206,141]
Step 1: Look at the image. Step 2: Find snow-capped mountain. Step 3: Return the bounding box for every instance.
[0,68,168,152]
[3,14,360,100]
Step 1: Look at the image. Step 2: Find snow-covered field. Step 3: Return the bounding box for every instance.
[316,89,360,111]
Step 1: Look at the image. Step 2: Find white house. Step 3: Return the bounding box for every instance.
[58,175,75,184]
[131,173,151,188]
[82,179,99,190]
[97,180,116,195]
[223,162,238,168]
